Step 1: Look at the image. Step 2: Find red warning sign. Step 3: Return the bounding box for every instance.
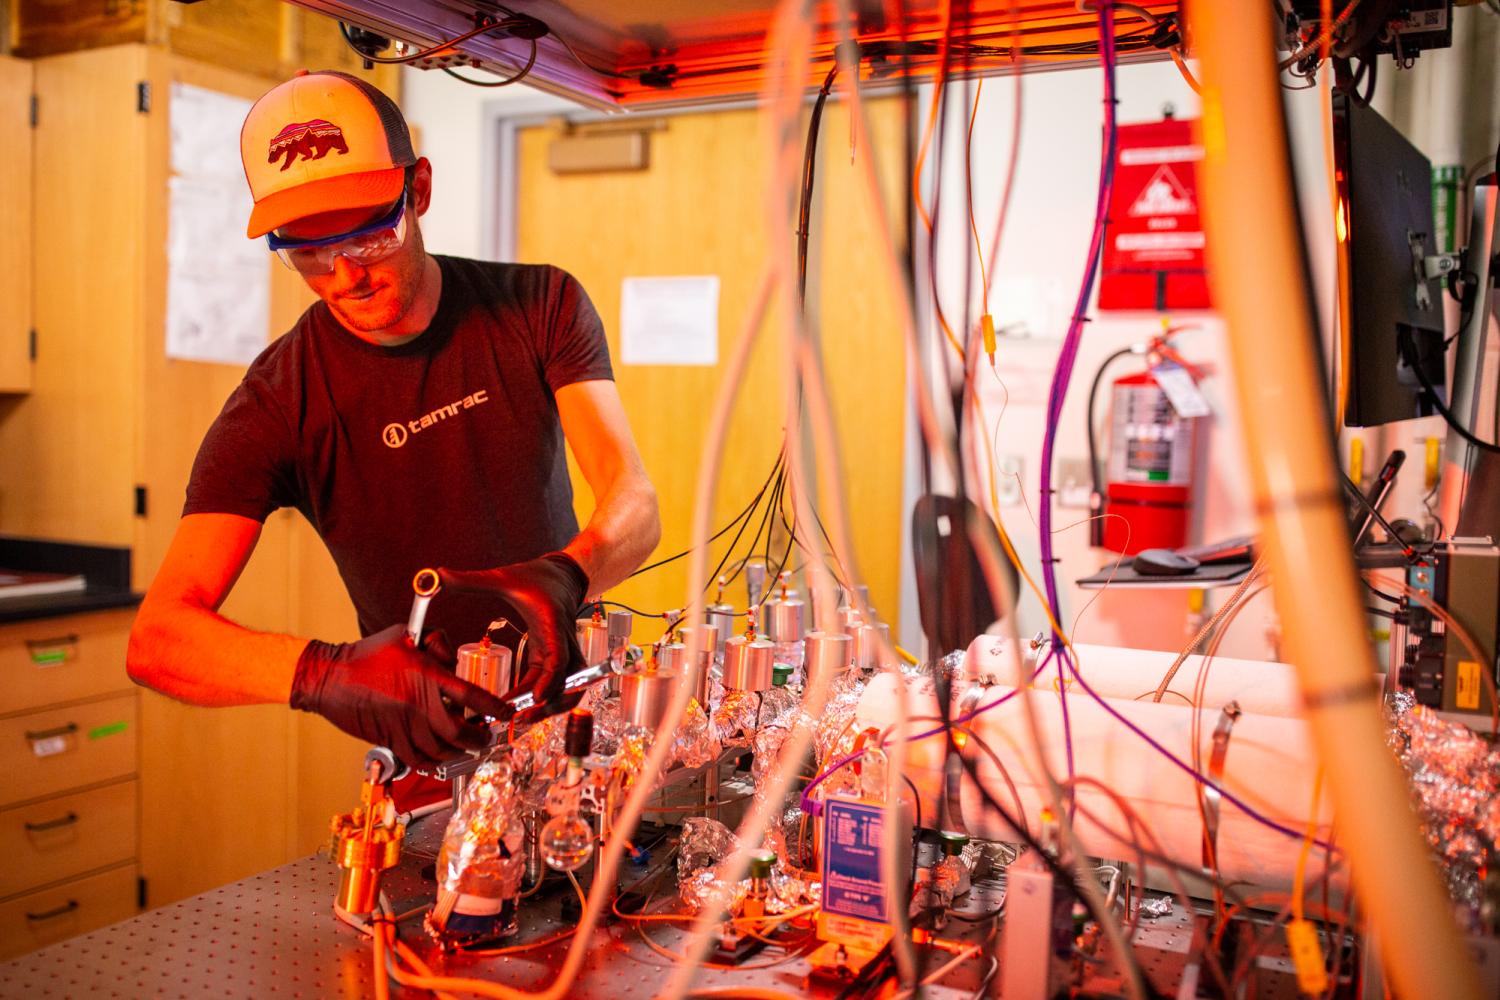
[1099,118,1213,311]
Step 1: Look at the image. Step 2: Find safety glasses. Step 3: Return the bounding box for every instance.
[265,194,408,274]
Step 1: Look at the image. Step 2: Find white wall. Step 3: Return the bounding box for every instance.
[399,69,573,260]
[915,10,1500,663]
[915,59,1279,660]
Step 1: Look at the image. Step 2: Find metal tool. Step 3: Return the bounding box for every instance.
[406,568,441,644]
[422,660,615,781]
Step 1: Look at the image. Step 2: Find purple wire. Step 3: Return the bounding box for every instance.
[795,647,1337,851]
[1038,1,1120,810]
[1063,652,1335,849]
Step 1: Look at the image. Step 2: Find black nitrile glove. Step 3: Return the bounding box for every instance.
[437,552,589,705]
[290,624,508,768]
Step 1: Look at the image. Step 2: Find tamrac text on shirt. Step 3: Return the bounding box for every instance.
[383,389,491,448]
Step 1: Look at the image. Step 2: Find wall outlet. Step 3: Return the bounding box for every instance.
[1057,459,1094,509]
[996,455,1024,506]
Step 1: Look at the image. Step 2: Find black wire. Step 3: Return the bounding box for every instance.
[1086,346,1136,495]
[593,599,667,619]
[339,16,529,65]
[797,66,839,307]
[1340,471,1420,556]
[628,453,784,579]
[439,40,538,86]
[1361,576,1403,606]
[1398,329,1500,455]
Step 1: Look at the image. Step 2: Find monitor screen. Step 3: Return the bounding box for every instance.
[1333,92,1446,428]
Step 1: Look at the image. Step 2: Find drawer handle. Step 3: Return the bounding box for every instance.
[24,811,78,833]
[24,722,78,742]
[25,900,79,922]
[25,635,78,666]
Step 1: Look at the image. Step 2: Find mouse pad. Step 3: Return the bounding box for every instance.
[1075,558,1252,590]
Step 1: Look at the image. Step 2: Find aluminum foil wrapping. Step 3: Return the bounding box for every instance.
[774,804,817,871]
[751,716,793,795]
[813,672,869,766]
[758,686,800,727]
[510,714,566,791]
[930,857,964,910]
[712,689,762,748]
[1388,692,1500,916]
[902,649,966,683]
[439,759,526,902]
[590,695,625,755]
[771,866,822,909]
[672,698,720,769]
[616,724,655,790]
[1139,895,1174,919]
[678,817,742,914]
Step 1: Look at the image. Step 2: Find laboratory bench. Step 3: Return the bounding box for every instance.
[0,803,1305,999]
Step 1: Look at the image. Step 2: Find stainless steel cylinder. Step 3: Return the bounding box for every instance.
[457,641,512,697]
[656,640,687,673]
[577,618,610,668]
[683,623,719,703]
[620,668,679,729]
[607,609,633,649]
[852,621,891,671]
[762,595,806,642]
[722,635,775,691]
[805,631,853,690]
[746,563,768,607]
[705,604,735,651]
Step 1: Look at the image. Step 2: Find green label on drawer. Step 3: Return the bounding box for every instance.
[30,650,68,666]
[88,721,128,740]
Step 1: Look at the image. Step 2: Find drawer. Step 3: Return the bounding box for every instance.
[0,609,135,717]
[0,779,137,897]
[0,694,136,808]
[0,864,139,962]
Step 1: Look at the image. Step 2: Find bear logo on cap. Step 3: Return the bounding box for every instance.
[268,119,349,171]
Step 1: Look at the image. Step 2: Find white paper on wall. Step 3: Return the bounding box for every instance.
[165,83,269,367]
[619,275,720,366]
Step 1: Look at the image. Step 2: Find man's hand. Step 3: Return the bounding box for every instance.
[438,553,589,704]
[290,624,507,767]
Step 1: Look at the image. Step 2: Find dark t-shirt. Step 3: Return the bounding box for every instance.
[184,255,613,646]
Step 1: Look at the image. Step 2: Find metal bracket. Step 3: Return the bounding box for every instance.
[1201,700,1242,871]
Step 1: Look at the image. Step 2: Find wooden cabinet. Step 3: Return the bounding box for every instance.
[0,864,140,963]
[0,609,141,960]
[12,0,385,81]
[0,45,375,930]
[0,55,33,394]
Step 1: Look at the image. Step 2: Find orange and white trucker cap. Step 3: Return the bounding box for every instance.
[240,70,416,239]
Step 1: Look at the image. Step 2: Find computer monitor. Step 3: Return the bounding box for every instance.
[1332,92,1447,428]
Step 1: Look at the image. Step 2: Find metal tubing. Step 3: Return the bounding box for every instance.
[1437,184,1499,531]
[1191,4,1480,997]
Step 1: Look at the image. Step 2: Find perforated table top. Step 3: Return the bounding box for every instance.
[0,809,1291,999]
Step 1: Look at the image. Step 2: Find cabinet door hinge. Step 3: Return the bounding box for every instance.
[137,876,148,909]
[134,486,148,518]
[28,329,36,361]
[29,94,38,128]
[136,81,151,114]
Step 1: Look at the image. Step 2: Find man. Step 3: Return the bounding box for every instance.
[126,71,660,793]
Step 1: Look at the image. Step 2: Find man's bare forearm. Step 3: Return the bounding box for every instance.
[563,473,661,596]
[127,596,308,706]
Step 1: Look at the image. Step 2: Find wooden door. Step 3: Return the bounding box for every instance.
[514,100,909,640]
[0,56,33,394]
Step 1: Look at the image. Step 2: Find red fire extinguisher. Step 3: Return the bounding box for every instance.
[1091,344,1206,555]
